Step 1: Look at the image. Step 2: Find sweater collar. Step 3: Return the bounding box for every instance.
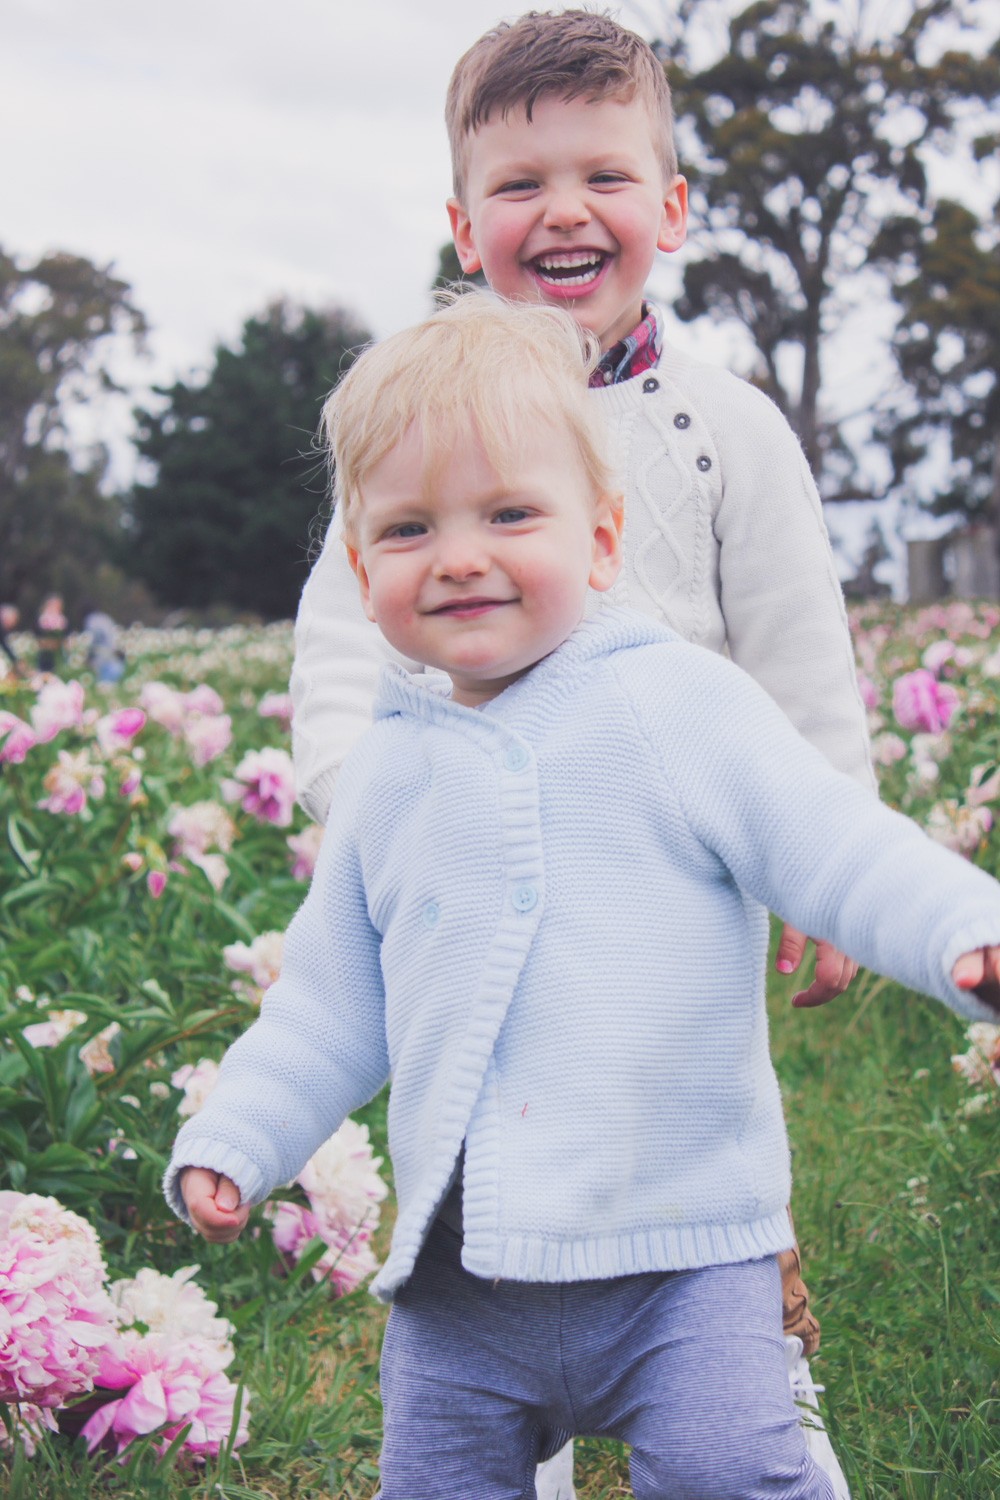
[373,608,675,729]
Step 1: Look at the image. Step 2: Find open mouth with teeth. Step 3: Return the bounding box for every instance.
[531,250,609,287]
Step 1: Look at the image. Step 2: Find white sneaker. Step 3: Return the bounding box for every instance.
[785,1335,851,1500]
[535,1438,576,1500]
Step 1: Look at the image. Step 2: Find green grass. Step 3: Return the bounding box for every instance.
[8,943,1000,1498]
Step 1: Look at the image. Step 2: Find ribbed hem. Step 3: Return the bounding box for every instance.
[476,1209,794,1283]
[163,1140,269,1224]
[371,1209,794,1301]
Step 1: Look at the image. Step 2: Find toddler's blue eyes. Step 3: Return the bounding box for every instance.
[495,509,529,524]
[389,524,426,538]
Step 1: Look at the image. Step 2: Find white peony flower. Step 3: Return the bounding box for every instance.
[109,1266,233,1357]
[170,1059,220,1117]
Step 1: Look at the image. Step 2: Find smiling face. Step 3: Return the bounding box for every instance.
[448,93,687,351]
[347,418,622,708]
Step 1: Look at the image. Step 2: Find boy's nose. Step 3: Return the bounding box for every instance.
[542,187,591,232]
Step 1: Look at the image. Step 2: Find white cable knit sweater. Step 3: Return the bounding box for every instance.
[167,613,1000,1301]
[289,335,875,822]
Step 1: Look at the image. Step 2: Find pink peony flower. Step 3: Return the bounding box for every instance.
[871,732,907,767]
[264,1117,387,1296]
[95,708,146,756]
[892,669,959,734]
[22,1009,87,1048]
[0,1193,116,1408]
[0,1401,58,1456]
[139,682,188,735]
[264,1201,379,1297]
[79,1023,121,1077]
[185,684,224,717]
[37,749,105,816]
[257,691,293,723]
[925,800,992,856]
[170,1059,220,1117]
[147,870,167,899]
[223,931,283,1001]
[30,680,84,742]
[167,801,236,857]
[0,711,38,764]
[856,672,878,710]
[80,1329,249,1459]
[287,824,323,882]
[221,747,295,827]
[122,852,144,873]
[183,713,232,768]
[921,640,956,676]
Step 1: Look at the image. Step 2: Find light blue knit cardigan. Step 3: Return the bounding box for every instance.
[165,610,1000,1300]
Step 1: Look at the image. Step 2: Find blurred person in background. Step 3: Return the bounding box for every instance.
[36,594,67,674]
[82,605,125,685]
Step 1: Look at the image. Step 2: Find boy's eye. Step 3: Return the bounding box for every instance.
[496,179,538,195]
[591,171,629,185]
[385,522,427,539]
[494,508,531,524]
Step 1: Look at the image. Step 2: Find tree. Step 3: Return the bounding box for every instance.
[651,0,1000,491]
[872,195,1000,523]
[129,301,371,621]
[0,246,146,619]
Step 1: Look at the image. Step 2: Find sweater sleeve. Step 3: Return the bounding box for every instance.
[290,507,422,824]
[163,773,390,1220]
[628,645,1000,1023]
[706,375,876,794]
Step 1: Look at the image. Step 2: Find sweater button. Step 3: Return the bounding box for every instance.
[422,902,440,929]
[674,412,691,429]
[697,455,712,471]
[511,884,537,913]
[503,745,529,772]
[642,376,659,393]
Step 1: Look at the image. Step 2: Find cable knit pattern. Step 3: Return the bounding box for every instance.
[168,612,1000,1301]
[290,327,874,824]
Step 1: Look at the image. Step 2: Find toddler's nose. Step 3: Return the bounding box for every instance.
[543,187,591,232]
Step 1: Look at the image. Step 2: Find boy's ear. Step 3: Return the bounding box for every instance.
[344,542,378,624]
[657,175,688,254]
[447,198,483,275]
[589,494,623,594]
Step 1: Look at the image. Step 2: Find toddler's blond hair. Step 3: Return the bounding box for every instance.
[323,292,618,542]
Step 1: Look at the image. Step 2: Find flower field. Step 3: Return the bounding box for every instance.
[2,602,1000,1498]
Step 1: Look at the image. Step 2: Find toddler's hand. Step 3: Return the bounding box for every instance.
[952,946,1000,1012]
[776,923,858,1008]
[180,1167,249,1243]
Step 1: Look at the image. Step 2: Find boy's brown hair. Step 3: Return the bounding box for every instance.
[446,9,676,200]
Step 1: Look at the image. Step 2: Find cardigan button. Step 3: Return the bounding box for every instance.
[674,412,691,429]
[697,455,712,471]
[422,902,440,929]
[503,745,529,772]
[511,884,538,913]
[642,376,659,393]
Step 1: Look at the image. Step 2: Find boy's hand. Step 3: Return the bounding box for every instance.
[180,1167,249,1243]
[952,946,1000,1012]
[776,923,858,1008]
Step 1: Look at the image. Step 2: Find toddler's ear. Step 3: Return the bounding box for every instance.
[589,494,623,593]
[344,543,378,624]
[447,199,483,275]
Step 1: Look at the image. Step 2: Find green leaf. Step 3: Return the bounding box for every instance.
[6,815,40,875]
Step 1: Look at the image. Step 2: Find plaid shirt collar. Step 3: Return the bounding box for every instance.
[589,303,663,389]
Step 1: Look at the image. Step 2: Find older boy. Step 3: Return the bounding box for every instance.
[170,296,1000,1500]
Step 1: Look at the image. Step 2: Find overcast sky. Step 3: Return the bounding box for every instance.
[5,0,995,588]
